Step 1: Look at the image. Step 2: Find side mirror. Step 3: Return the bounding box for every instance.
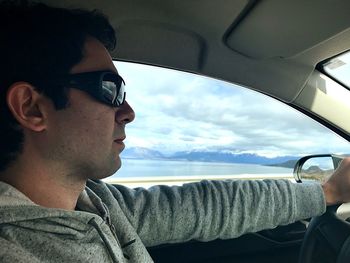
[293,154,346,183]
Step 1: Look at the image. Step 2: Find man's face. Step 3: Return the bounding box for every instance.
[42,37,135,179]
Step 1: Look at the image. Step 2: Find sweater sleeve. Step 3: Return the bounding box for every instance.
[101,179,326,247]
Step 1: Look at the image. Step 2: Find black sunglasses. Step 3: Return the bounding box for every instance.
[63,71,126,107]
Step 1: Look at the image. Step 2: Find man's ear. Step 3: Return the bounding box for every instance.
[6,82,47,132]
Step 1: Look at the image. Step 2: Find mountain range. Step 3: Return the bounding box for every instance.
[121,147,298,167]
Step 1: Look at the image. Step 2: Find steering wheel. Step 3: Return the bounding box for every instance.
[299,205,350,263]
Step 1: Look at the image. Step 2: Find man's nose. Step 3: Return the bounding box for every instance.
[115,100,135,124]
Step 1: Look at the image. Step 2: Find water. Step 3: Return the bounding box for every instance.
[109,159,293,179]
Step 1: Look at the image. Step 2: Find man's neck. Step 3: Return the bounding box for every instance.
[0,158,86,210]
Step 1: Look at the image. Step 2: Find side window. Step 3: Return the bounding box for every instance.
[106,61,350,187]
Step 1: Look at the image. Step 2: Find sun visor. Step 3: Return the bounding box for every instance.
[225,0,350,59]
[114,21,205,71]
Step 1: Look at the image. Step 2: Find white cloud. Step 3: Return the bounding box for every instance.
[116,61,350,157]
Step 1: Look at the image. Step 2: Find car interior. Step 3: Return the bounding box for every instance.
[35,0,350,262]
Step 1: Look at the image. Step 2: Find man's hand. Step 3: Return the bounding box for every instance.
[322,157,350,206]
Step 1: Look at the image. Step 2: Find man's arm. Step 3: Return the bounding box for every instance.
[90,157,350,247]
[96,179,325,247]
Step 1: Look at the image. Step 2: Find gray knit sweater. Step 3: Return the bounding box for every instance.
[0,179,325,262]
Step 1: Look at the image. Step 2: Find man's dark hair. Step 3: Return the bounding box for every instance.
[0,0,116,171]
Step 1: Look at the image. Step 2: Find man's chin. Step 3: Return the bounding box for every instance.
[88,157,122,180]
[109,155,122,176]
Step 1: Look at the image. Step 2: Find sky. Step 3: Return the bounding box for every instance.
[114,61,350,158]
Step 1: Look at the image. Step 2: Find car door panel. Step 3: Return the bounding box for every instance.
[148,221,306,263]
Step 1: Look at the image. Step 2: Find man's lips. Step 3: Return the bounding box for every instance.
[114,137,126,143]
[114,137,125,152]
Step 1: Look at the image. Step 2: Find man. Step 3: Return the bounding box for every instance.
[0,1,349,262]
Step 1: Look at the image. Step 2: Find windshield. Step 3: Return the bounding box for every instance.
[323,50,350,88]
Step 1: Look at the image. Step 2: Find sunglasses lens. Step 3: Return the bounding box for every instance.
[102,80,117,105]
[101,73,125,106]
[116,82,125,106]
